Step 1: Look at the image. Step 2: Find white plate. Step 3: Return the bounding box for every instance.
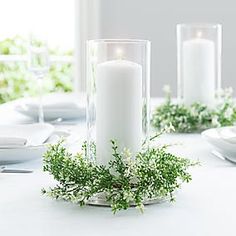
[0,130,72,164]
[202,126,236,160]
[14,93,86,121]
[15,105,85,121]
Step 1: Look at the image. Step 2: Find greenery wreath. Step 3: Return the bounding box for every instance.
[152,86,236,133]
[42,132,197,213]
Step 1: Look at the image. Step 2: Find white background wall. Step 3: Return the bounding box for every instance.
[98,0,236,97]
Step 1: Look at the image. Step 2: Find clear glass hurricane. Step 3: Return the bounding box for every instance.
[177,23,222,106]
[86,39,151,165]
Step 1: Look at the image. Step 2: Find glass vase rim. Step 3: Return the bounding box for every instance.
[87,39,151,45]
[177,23,222,29]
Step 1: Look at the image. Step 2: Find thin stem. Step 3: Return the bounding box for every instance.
[37,77,44,123]
[149,131,164,142]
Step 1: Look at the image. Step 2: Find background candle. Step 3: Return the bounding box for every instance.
[183,37,215,105]
[96,60,142,165]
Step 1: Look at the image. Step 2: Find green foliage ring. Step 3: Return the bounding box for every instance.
[42,135,197,213]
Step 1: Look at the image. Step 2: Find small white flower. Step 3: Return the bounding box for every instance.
[225,87,233,96]
[224,107,234,119]
[164,123,175,133]
[122,148,132,159]
[190,108,198,117]
[212,116,220,127]
[163,85,171,94]
[218,87,233,101]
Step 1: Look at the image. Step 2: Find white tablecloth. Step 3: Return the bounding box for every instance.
[0,99,236,236]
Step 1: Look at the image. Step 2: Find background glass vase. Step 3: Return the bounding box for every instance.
[86,39,151,165]
[177,23,222,106]
[28,33,50,123]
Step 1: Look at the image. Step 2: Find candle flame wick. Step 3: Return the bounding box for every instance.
[197,31,202,38]
[116,48,124,60]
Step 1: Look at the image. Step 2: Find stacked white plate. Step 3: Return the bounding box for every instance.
[0,123,73,164]
[15,93,86,121]
[202,126,236,162]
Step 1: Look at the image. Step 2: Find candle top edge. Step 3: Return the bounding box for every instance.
[183,38,215,44]
[177,23,222,29]
[97,60,142,68]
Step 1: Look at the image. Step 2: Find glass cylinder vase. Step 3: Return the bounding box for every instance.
[86,39,151,165]
[177,23,222,106]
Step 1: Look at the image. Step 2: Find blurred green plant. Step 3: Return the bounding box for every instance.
[152,86,236,133]
[0,36,73,104]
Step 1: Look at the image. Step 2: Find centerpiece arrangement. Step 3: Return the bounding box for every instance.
[152,24,236,133]
[42,39,197,213]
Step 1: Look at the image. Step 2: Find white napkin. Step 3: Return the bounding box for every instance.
[0,123,54,148]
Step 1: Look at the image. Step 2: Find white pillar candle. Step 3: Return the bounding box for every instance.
[96,60,142,165]
[183,37,215,105]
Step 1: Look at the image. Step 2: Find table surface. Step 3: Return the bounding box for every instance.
[0,99,236,236]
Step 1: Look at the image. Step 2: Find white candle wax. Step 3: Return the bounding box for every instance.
[96,60,142,165]
[183,38,215,105]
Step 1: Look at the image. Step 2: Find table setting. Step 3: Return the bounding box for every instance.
[1,22,236,236]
